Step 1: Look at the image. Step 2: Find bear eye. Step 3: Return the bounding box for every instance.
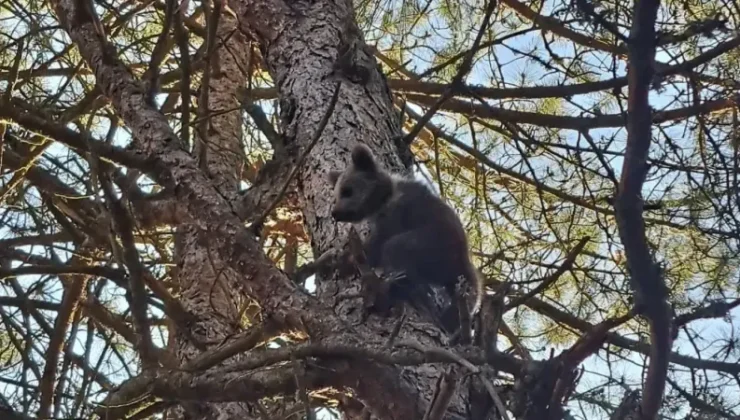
[340,187,353,198]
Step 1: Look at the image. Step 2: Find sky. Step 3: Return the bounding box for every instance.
[1,0,739,418]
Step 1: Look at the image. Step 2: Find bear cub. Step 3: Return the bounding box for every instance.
[328,144,482,332]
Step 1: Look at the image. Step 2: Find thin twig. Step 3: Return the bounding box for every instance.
[505,236,590,310]
[173,0,192,148]
[395,340,478,372]
[185,321,276,371]
[292,355,315,420]
[403,0,497,145]
[2,38,24,103]
[479,372,511,420]
[195,0,221,168]
[422,367,459,420]
[579,130,618,186]
[397,341,510,419]
[99,169,158,368]
[385,308,407,348]
[144,0,175,104]
[249,82,342,229]
[244,102,283,155]
[36,273,88,418]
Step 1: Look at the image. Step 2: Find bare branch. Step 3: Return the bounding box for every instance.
[614,0,673,418]
[505,236,590,311]
[99,170,159,367]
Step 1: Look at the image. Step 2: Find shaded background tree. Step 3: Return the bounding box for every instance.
[0,0,739,418]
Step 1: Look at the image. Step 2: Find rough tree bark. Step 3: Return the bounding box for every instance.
[170,7,259,419]
[233,0,476,417]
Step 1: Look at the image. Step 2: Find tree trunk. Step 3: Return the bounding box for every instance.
[170,9,258,419]
[235,0,467,417]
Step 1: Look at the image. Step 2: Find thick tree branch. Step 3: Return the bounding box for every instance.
[500,0,617,53]
[674,298,740,327]
[37,273,88,419]
[99,365,323,419]
[100,338,524,416]
[0,103,149,169]
[615,1,673,419]
[405,93,737,130]
[521,293,740,375]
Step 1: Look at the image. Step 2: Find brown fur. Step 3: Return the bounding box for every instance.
[328,144,483,330]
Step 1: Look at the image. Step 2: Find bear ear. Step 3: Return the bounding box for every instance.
[351,144,377,173]
[328,171,342,186]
